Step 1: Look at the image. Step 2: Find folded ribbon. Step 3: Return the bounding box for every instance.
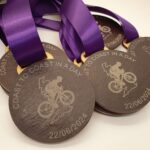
[32,1,139,61]
[0,0,139,65]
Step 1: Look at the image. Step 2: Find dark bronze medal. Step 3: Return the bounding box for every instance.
[82,50,150,114]
[94,15,124,49]
[9,59,95,143]
[0,43,67,94]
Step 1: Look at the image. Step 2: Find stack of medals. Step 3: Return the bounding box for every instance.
[0,0,150,143]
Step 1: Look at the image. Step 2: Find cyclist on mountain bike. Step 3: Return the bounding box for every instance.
[45,76,63,101]
[109,62,125,79]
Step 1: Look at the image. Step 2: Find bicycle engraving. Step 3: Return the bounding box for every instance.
[37,76,75,124]
[102,62,138,97]
[96,21,112,40]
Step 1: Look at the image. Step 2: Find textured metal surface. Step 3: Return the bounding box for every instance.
[128,37,150,60]
[0,43,67,94]
[9,59,95,143]
[94,15,124,49]
[82,50,150,114]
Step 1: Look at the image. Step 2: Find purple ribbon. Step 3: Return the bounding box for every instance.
[0,3,7,44]
[60,15,83,60]
[32,1,139,61]
[60,0,104,61]
[60,3,139,60]
[33,2,139,43]
[35,17,61,31]
[0,0,139,65]
[2,0,46,67]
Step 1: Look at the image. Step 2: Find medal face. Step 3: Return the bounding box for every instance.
[128,37,150,60]
[82,50,150,114]
[0,43,66,94]
[9,59,95,143]
[94,15,124,49]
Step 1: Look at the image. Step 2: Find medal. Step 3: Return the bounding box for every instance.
[1,0,96,143]
[9,59,95,143]
[82,50,150,114]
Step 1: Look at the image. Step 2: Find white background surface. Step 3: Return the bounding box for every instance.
[0,0,150,150]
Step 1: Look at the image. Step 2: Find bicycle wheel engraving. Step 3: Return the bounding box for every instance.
[124,72,137,84]
[108,80,123,93]
[37,101,54,119]
[60,90,75,105]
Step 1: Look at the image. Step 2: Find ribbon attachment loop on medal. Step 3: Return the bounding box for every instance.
[81,46,109,63]
[73,59,83,67]
[122,39,131,49]
[81,52,88,63]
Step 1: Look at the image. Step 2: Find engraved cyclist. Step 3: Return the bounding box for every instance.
[109,62,125,80]
[37,76,75,120]
[102,62,138,97]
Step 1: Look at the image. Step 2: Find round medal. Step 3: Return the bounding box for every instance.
[0,43,67,94]
[82,50,150,114]
[94,15,124,49]
[9,59,95,143]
